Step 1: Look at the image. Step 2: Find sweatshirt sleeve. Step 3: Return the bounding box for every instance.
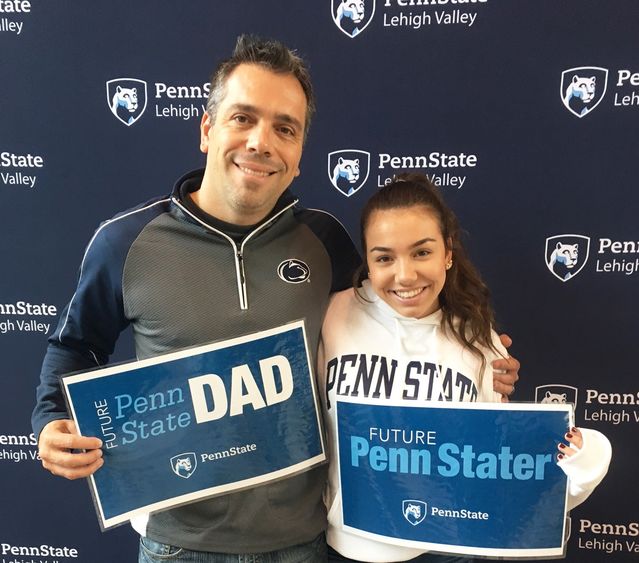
[296,209,362,293]
[558,427,612,511]
[31,221,131,440]
[481,330,509,403]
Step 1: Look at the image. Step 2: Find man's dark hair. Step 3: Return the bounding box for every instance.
[206,34,316,140]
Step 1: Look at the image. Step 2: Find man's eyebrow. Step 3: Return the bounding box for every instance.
[227,103,258,115]
[275,113,304,131]
[227,103,303,131]
[369,238,436,253]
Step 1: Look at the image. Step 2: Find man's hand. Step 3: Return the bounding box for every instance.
[493,333,520,403]
[38,419,103,480]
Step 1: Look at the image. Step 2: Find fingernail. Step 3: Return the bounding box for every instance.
[571,427,578,433]
[566,433,573,439]
[559,443,566,449]
[558,453,564,460]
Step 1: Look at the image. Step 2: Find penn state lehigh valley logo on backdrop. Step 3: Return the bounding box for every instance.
[535,384,578,410]
[170,452,197,479]
[560,67,608,118]
[106,78,148,126]
[545,234,590,282]
[332,0,375,38]
[328,149,370,197]
[277,259,311,284]
[403,500,427,526]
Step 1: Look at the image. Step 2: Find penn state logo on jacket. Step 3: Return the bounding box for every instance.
[328,149,371,197]
[277,259,311,284]
[106,78,148,126]
[560,67,608,118]
[332,0,375,38]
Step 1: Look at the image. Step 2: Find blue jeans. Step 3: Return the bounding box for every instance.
[139,534,327,563]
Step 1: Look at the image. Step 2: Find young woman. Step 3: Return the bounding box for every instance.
[319,173,611,563]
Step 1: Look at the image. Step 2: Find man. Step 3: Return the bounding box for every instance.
[32,36,519,562]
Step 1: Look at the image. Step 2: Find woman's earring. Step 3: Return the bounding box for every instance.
[446,259,453,270]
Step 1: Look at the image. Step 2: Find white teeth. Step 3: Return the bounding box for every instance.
[238,165,271,177]
[394,288,423,299]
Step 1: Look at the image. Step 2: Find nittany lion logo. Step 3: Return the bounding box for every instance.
[106,78,148,126]
[535,384,578,410]
[277,259,311,284]
[328,149,370,197]
[402,500,427,526]
[560,67,608,118]
[545,234,590,282]
[332,0,375,38]
[170,452,197,479]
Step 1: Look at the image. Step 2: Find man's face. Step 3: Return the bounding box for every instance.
[198,64,307,225]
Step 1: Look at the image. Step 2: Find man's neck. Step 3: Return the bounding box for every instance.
[182,191,256,243]
[191,184,267,226]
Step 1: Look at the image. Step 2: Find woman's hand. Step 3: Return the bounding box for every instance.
[557,427,583,461]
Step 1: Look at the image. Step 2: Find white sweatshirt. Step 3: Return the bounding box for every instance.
[318,283,611,562]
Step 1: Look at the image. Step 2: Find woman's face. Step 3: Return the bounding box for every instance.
[365,205,452,319]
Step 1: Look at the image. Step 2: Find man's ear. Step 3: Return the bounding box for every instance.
[200,112,212,154]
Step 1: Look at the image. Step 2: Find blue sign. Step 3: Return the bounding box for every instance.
[63,321,324,529]
[337,400,572,558]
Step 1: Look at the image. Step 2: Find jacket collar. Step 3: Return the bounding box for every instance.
[170,168,299,233]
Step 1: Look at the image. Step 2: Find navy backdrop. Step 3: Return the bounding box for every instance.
[1,1,637,561]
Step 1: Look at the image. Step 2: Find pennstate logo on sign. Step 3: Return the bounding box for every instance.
[535,384,578,410]
[328,149,370,197]
[403,499,427,526]
[560,67,608,118]
[545,234,590,282]
[106,78,148,126]
[170,452,197,479]
[332,0,375,38]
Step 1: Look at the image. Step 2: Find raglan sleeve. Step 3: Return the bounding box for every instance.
[31,223,131,439]
[297,208,362,293]
[327,222,361,293]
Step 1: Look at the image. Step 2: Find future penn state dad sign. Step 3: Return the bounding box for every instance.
[62,321,324,529]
